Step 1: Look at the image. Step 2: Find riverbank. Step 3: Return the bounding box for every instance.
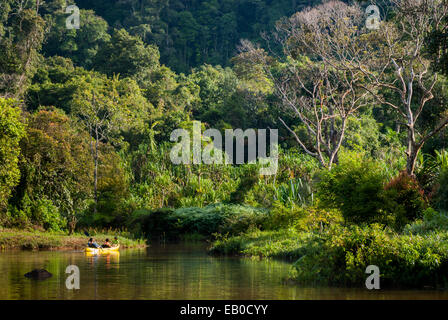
[0,228,147,250]
[209,225,448,288]
[209,229,310,261]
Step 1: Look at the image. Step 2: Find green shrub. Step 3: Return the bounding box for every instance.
[219,205,267,235]
[417,150,448,208]
[434,166,448,212]
[275,150,320,185]
[172,206,226,235]
[383,171,427,230]
[127,203,268,240]
[244,182,277,208]
[5,196,65,231]
[317,154,387,225]
[292,224,448,288]
[4,206,31,229]
[263,201,304,230]
[229,165,259,204]
[292,206,343,232]
[263,201,342,232]
[317,153,426,230]
[423,207,448,229]
[30,198,66,231]
[404,207,448,234]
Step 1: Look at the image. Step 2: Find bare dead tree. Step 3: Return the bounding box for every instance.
[236,1,371,169]
[239,0,448,174]
[352,0,448,175]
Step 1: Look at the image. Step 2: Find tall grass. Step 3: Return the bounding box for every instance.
[274,178,314,208]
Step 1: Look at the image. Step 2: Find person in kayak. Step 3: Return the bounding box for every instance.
[101,239,112,248]
[87,238,100,248]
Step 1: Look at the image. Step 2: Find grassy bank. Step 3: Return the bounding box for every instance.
[209,229,312,261]
[0,228,146,250]
[209,225,448,288]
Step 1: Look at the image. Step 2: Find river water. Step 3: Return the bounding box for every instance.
[1,242,448,300]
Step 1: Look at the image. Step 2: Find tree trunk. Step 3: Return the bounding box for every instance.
[406,149,418,176]
[68,216,76,235]
[94,127,99,215]
[406,128,422,177]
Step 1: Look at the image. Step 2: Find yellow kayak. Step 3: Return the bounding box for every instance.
[85,245,120,254]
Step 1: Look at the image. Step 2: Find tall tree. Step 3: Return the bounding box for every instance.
[0,98,25,213]
[17,108,93,233]
[0,3,45,98]
[236,1,371,169]
[357,0,448,175]
[93,28,160,83]
[70,72,151,213]
[43,9,110,68]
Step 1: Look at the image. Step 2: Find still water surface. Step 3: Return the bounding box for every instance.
[1,242,448,299]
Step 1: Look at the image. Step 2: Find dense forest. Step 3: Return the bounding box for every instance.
[73,0,318,72]
[2,0,448,287]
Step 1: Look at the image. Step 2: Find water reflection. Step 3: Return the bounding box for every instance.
[0,243,448,300]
